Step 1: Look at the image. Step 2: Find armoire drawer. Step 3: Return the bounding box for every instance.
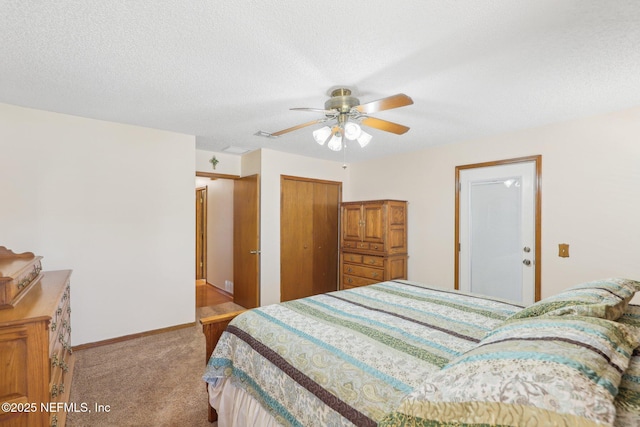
[361,255,384,267]
[343,253,363,263]
[342,263,384,281]
[343,274,378,289]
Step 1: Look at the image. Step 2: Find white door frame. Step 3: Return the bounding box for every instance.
[454,155,541,302]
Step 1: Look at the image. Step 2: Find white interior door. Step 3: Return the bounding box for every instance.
[458,161,536,305]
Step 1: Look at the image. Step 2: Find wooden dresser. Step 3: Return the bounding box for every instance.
[340,200,408,289]
[0,270,74,427]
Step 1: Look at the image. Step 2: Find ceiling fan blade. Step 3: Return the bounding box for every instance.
[355,93,413,114]
[291,107,337,116]
[360,116,410,135]
[269,118,328,137]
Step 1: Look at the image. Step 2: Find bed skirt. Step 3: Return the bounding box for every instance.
[208,379,279,427]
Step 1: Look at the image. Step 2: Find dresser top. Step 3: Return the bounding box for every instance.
[0,270,72,326]
[0,246,41,278]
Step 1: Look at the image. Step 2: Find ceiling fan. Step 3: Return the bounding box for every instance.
[257,88,414,151]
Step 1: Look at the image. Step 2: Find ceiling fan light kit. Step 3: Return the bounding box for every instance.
[312,126,332,145]
[259,88,413,153]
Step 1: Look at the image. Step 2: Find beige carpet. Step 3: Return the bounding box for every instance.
[197,301,245,319]
[67,323,218,427]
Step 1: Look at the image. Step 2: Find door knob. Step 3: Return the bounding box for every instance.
[522,259,531,266]
[249,250,261,254]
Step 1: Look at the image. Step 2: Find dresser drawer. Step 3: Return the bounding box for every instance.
[368,243,384,252]
[361,255,384,267]
[343,264,384,281]
[343,241,358,250]
[343,253,363,263]
[343,274,378,288]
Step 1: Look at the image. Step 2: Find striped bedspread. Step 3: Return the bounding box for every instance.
[203,280,522,427]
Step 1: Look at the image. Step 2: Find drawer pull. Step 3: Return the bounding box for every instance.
[346,267,352,273]
[369,260,376,264]
[372,272,379,278]
[347,278,353,283]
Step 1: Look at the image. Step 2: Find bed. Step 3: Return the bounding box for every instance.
[201,278,640,426]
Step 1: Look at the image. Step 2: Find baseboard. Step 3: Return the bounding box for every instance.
[72,321,196,352]
[209,282,233,298]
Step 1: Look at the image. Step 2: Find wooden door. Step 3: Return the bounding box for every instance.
[312,181,340,296]
[233,174,260,308]
[280,176,341,302]
[195,187,207,280]
[281,178,314,302]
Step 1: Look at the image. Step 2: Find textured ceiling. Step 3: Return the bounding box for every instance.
[1,1,639,163]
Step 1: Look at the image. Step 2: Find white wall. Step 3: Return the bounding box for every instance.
[195,176,234,291]
[0,103,195,345]
[195,149,241,175]
[348,107,640,299]
[259,149,350,305]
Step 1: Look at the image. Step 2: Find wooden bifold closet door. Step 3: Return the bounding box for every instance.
[280,175,341,302]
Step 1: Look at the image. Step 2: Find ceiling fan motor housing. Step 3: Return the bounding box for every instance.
[325,88,360,113]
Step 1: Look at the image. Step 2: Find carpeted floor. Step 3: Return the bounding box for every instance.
[67,322,221,426]
[197,301,245,319]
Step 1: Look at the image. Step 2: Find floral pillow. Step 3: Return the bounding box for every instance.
[380,315,638,427]
[507,278,640,321]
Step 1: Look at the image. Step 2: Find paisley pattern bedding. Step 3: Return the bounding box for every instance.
[615,304,640,426]
[381,315,639,427]
[508,278,640,321]
[203,280,521,427]
[203,278,640,426]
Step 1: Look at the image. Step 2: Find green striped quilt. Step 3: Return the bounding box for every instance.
[203,280,521,427]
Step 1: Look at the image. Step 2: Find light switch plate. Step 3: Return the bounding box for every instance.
[559,243,569,258]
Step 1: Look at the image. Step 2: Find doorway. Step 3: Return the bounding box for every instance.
[195,186,207,280]
[194,172,260,311]
[455,156,541,305]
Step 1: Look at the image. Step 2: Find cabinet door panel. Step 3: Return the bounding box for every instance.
[363,204,384,243]
[342,204,363,242]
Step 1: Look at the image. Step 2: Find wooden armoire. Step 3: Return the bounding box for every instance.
[340,200,408,289]
[280,176,342,302]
